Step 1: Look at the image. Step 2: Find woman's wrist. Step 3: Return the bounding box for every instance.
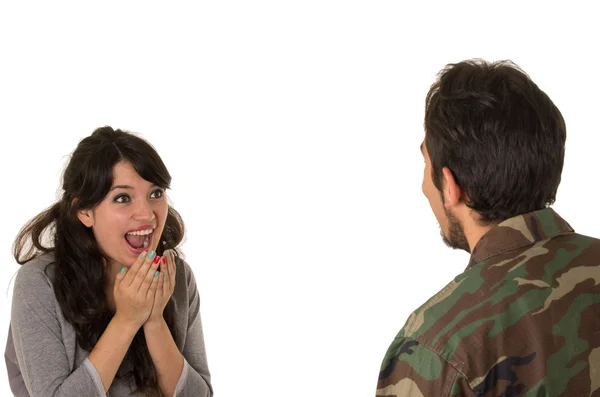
[143,316,167,332]
[112,312,144,335]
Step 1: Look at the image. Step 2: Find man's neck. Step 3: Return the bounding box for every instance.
[458,207,495,253]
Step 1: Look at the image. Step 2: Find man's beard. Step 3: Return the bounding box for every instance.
[440,204,470,253]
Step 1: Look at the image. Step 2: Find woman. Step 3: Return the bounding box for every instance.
[5,126,213,397]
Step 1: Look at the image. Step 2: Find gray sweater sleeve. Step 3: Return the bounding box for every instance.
[10,263,106,397]
[173,263,213,397]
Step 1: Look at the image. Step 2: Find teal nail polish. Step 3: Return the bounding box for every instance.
[141,252,147,259]
[120,267,125,274]
[161,272,165,278]
[149,251,156,259]
[154,271,159,278]
[165,250,170,258]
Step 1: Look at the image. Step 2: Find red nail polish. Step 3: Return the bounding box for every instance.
[162,256,167,264]
[154,255,161,264]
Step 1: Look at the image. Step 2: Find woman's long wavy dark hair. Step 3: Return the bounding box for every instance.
[13,126,184,397]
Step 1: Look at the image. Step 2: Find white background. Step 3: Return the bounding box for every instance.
[1,1,598,396]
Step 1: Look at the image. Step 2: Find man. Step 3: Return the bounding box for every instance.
[376,59,600,396]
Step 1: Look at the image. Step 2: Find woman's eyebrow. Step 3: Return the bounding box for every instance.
[110,184,159,191]
[110,185,134,191]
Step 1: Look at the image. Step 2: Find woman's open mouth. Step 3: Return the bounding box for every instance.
[124,228,154,254]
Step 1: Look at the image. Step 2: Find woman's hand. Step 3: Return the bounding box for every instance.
[145,249,177,327]
[113,251,161,329]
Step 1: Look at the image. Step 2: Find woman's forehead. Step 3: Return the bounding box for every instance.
[111,161,152,188]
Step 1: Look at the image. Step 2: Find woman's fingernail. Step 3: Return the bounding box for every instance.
[120,267,125,274]
[162,256,167,264]
[154,271,159,278]
[165,250,171,258]
[140,251,147,259]
[161,272,165,278]
[149,251,156,259]
[153,255,161,264]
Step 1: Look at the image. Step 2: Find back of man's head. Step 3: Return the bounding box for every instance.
[424,59,566,225]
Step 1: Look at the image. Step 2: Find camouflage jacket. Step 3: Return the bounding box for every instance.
[376,208,600,396]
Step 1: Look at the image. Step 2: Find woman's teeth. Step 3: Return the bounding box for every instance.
[126,229,154,236]
[125,229,153,250]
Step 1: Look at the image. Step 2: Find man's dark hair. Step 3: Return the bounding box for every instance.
[424,58,566,224]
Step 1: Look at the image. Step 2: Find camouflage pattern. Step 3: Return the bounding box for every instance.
[376,208,600,396]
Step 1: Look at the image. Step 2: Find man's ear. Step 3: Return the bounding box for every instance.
[441,167,463,209]
[74,199,94,228]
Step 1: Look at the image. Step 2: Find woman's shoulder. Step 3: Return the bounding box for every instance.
[173,254,204,303]
[14,251,57,289]
[175,254,202,287]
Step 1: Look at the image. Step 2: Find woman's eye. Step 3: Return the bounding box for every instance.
[151,189,164,199]
[114,194,131,203]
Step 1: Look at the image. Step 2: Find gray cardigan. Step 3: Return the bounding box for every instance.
[4,252,213,397]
